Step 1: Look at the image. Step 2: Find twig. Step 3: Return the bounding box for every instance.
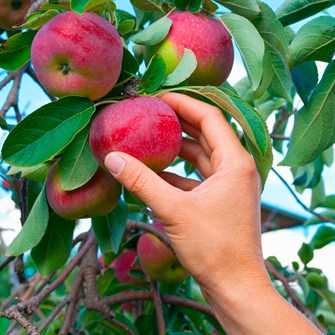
[272,168,335,225]
[39,298,70,333]
[105,291,215,318]
[1,230,95,317]
[151,281,165,335]
[0,65,27,118]
[270,134,290,140]
[265,260,326,334]
[60,273,84,335]
[126,220,174,251]
[1,306,39,335]
[0,257,15,272]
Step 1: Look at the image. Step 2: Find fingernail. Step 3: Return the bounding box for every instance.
[105,153,126,176]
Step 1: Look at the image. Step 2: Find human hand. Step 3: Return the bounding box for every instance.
[104,92,268,292]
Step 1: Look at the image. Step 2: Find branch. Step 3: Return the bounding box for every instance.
[105,291,215,318]
[1,230,95,318]
[265,260,326,334]
[272,168,335,225]
[1,307,39,335]
[0,65,27,118]
[151,281,165,335]
[38,298,70,333]
[126,220,174,251]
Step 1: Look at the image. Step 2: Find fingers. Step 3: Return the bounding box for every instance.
[159,171,200,191]
[179,138,212,178]
[105,152,184,217]
[180,120,212,157]
[160,92,244,155]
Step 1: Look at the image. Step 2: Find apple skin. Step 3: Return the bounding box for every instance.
[0,0,30,29]
[114,250,147,286]
[144,11,234,86]
[89,96,182,172]
[1,179,10,190]
[31,11,123,101]
[46,162,121,220]
[137,222,187,283]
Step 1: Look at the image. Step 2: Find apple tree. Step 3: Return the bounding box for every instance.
[0,0,335,334]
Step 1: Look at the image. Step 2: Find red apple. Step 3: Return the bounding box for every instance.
[144,11,234,86]
[137,222,187,283]
[89,96,182,172]
[114,250,146,286]
[0,0,30,29]
[46,162,121,220]
[1,179,10,190]
[31,11,123,101]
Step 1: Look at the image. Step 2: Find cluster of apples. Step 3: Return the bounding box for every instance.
[29,9,233,221]
[7,7,233,282]
[102,223,187,285]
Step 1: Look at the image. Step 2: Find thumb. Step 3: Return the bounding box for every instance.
[104,152,182,217]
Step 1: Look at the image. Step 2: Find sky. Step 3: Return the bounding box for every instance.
[0,1,334,284]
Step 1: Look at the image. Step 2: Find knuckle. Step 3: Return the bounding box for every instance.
[126,168,148,196]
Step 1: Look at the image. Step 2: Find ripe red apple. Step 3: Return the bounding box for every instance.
[46,162,121,220]
[89,96,182,172]
[144,11,234,86]
[114,250,146,286]
[31,11,123,101]
[137,222,187,283]
[0,0,30,29]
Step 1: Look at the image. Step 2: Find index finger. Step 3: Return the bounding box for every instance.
[159,92,244,154]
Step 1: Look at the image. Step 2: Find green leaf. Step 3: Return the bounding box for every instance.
[280,61,335,167]
[220,13,264,91]
[92,201,128,254]
[319,195,335,209]
[71,0,110,14]
[310,179,326,210]
[215,0,260,19]
[203,0,219,13]
[182,86,272,187]
[310,226,335,249]
[130,0,163,12]
[289,16,335,67]
[174,0,202,12]
[117,48,140,84]
[71,0,90,14]
[31,213,75,276]
[276,0,335,26]
[298,242,314,265]
[21,10,59,29]
[267,42,294,102]
[252,2,289,56]
[6,186,49,256]
[254,43,273,99]
[117,19,135,35]
[58,127,99,191]
[163,49,197,87]
[0,31,37,71]
[131,16,172,46]
[291,62,318,105]
[2,97,95,168]
[257,99,285,121]
[0,115,8,130]
[139,54,167,93]
[8,163,51,182]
